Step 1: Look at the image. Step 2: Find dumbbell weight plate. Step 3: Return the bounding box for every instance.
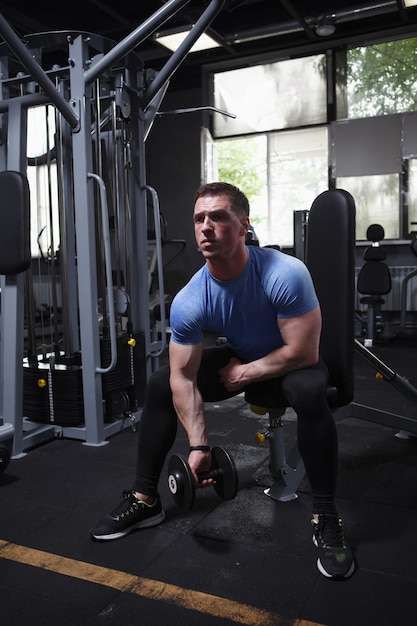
[0,446,10,474]
[210,446,239,501]
[168,453,195,509]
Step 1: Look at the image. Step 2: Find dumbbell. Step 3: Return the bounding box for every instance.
[167,446,238,509]
[0,446,10,474]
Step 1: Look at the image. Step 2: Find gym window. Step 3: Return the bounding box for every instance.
[212,54,327,138]
[206,36,417,246]
[27,105,60,259]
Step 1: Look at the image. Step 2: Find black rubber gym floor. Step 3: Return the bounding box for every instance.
[1,334,417,626]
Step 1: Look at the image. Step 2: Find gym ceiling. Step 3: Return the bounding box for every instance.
[1,1,417,89]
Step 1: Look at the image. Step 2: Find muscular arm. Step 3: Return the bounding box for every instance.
[219,305,321,391]
[169,340,213,483]
[169,340,207,445]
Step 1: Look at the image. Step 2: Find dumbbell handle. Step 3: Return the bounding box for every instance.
[197,468,223,481]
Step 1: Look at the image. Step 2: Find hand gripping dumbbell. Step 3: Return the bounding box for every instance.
[167,446,238,509]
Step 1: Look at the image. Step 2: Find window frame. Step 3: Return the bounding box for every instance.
[202,36,417,244]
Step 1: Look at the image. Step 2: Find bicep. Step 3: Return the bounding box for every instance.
[278,306,322,357]
[169,341,203,383]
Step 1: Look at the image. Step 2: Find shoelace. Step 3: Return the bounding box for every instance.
[316,514,347,549]
[111,490,138,518]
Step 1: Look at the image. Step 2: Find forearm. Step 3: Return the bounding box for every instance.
[219,320,320,392]
[170,374,208,446]
[170,373,214,484]
[240,343,318,385]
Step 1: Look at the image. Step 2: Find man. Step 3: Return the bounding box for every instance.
[91,182,355,580]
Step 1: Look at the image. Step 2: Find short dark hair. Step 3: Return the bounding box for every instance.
[194,182,250,218]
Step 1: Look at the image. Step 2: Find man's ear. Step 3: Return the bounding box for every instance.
[240,217,250,236]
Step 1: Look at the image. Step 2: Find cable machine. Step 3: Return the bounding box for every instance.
[0,0,226,459]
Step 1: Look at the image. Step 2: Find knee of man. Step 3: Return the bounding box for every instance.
[284,370,328,411]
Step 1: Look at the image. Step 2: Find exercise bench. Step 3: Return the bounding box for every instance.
[245,189,356,501]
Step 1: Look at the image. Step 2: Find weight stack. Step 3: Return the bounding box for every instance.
[23,356,84,426]
[22,332,147,426]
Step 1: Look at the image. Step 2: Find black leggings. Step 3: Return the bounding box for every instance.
[133,344,338,500]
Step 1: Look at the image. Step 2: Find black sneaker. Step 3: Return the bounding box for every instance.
[312,513,355,579]
[90,491,165,541]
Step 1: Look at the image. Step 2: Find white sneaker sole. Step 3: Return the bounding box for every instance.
[91,510,165,541]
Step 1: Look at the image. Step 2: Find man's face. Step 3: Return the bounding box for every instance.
[193,194,248,260]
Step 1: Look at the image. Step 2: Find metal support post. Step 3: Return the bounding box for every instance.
[264,408,305,502]
[69,34,107,446]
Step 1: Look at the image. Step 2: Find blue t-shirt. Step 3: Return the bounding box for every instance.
[170,246,319,362]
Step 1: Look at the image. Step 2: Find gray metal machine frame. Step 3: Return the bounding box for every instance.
[0,1,226,457]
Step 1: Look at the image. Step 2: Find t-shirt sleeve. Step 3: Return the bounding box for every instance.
[169,284,205,345]
[268,255,319,319]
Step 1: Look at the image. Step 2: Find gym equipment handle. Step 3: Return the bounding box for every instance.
[143,185,167,358]
[88,172,117,374]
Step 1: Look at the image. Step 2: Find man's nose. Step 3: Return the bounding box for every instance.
[202,215,213,229]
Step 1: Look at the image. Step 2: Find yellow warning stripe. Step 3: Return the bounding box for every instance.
[0,539,324,626]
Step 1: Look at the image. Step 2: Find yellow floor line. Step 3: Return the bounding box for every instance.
[0,539,325,626]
